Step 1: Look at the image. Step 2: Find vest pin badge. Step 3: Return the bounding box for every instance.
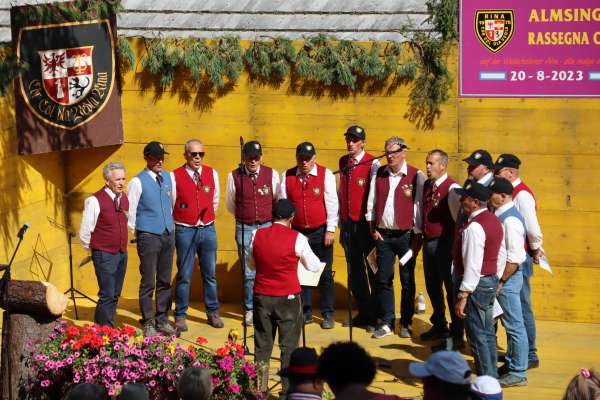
[357,178,366,187]
[402,184,413,198]
[312,187,321,195]
[203,186,211,193]
[258,185,270,196]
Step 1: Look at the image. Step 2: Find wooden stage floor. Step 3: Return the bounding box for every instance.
[29,300,600,399]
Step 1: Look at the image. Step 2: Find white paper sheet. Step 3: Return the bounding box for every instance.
[367,247,378,274]
[493,298,504,319]
[399,249,414,266]
[538,254,553,274]
[298,262,326,287]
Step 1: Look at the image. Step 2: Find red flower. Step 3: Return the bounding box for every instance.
[195,337,208,345]
[65,326,80,339]
[215,347,229,357]
[121,325,136,337]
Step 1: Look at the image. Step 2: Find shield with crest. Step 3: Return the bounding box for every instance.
[475,10,514,53]
[39,46,94,105]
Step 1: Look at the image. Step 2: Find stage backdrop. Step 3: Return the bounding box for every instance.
[11,4,123,155]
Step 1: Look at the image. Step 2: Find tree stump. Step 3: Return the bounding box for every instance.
[0,281,67,399]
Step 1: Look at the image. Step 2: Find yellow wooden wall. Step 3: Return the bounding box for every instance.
[2,39,598,323]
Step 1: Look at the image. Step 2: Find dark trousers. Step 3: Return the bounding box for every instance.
[254,293,302,392]
[298,226,334,317]
[137,230,175,325]
[91,250,127,327]
[374,230,415,328]
[341,220,376,319]
[423,236,459,331]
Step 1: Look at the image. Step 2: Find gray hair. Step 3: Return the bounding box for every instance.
[102,162,126,180]
[184,139,203,153]
[384,136,408,150]
[428,149,449,167]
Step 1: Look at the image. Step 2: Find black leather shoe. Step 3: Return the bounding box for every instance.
[419,325,450,341]
[303,313,313,324]
[321,315,335,329]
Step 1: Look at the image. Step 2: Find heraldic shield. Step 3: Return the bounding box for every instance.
[475,10,514,53]
[17,20,115,129]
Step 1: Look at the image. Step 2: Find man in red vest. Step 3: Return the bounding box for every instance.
[280,142,339,329]
[366,136,426,339]
[420,149,462,343]
[79,162,129,327]
[171,139,223,331]
[226,140,279,327]
[247,199,322,393]
[494,153,542,369]
[454,182,503,377]
[338,125,380,328]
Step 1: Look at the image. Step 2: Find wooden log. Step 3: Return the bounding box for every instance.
[0,281,67,317]
[0,312,60,400]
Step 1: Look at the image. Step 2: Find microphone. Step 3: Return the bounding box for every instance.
[239,136,244,146]
[17,223,29,239]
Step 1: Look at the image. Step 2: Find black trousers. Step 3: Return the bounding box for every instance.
[137,230,175,325]
[253,293,302,392]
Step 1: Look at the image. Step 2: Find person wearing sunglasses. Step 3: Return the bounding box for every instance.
[171,139,223,331]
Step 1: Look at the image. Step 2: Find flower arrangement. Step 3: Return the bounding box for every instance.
[27,320,262,399]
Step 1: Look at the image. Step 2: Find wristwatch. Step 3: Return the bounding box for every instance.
[457,291,470,300]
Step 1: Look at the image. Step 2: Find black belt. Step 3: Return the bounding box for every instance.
[296,224,326,235]
[376,228,409,236]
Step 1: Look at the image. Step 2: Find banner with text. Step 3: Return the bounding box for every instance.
[12,4,123,154]
[460,0,600,97]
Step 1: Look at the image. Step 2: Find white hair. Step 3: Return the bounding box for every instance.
[184,139,203,153]
[102,162,126,180]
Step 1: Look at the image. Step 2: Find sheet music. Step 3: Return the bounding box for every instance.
[298,262,326,287]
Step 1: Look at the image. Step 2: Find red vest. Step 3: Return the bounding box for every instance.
[232,166,274,224]
[285,165,327,229]
[373,164,418,230]
[89,189,129,254]
[339,152,375,222]
[422,176,456,239]
[513,180,536,252]
[172,165,216,225]
[253,223,301,296]
[453,210,503,277]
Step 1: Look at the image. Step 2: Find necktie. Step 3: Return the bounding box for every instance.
[193,171,201,189]
[155,174,163,186]
[250,173,258,184]
[114,195,120,212]
[301,174,309,189]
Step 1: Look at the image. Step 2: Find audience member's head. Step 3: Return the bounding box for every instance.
[563,368,600,400]
[409,351,472,400]
[177,366,213,400]
[471,376,502,400]
[318,341,377,394]
[281,347,324,395]
[65,383,109,400]
[117,383,149,400]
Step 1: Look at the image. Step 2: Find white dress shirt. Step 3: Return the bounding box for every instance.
[225,165,280,216]
[365,162,426,232]
[495,202,527,279]
[459,208,506,292]
[79,187,120,249]
[479,172,494,186]
[279,164,339,232]
[511,178,543,251]
[127,169,168,231]
[433,173,462,222]
[246,222,322,272]
[347,150,381,179]
[170,165,220,226]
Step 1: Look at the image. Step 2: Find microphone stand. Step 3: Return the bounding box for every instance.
[238,137,251,355]
[333,150,390,342]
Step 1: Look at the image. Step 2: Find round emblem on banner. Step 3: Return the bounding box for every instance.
[312,187,321,195]
[357,178,365,187]
[203,186,211,193]
[402,184,413,198]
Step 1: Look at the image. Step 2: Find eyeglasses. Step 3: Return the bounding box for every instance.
[189,151,205,158]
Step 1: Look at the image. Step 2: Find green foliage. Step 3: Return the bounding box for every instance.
[141,38,185,89]
[116,35,135,71]
[0,45,28,96]
[426,0,459,41]
[244,38,295,81]
[13,0,123,25]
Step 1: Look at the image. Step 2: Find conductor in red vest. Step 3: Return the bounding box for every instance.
[171,139,223,331]
[226,140,280,327]
[494,153,542,369]
[338,125,380,328]
[280,142,339,329]
[454,182,503,377]
[79,162,129,327]
[366,136,426,339]
[247,199,322,392]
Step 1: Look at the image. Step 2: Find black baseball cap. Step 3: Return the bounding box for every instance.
[494,153,521,170]
[463,149,493,169]
[273,199,296,219]
[489,177,514,195]
[344,125,366,140]
[280,347,319,378]
[456,181,491,201]
[243,141,262,157]
[296,142,316,158]
[143,141,168,158]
